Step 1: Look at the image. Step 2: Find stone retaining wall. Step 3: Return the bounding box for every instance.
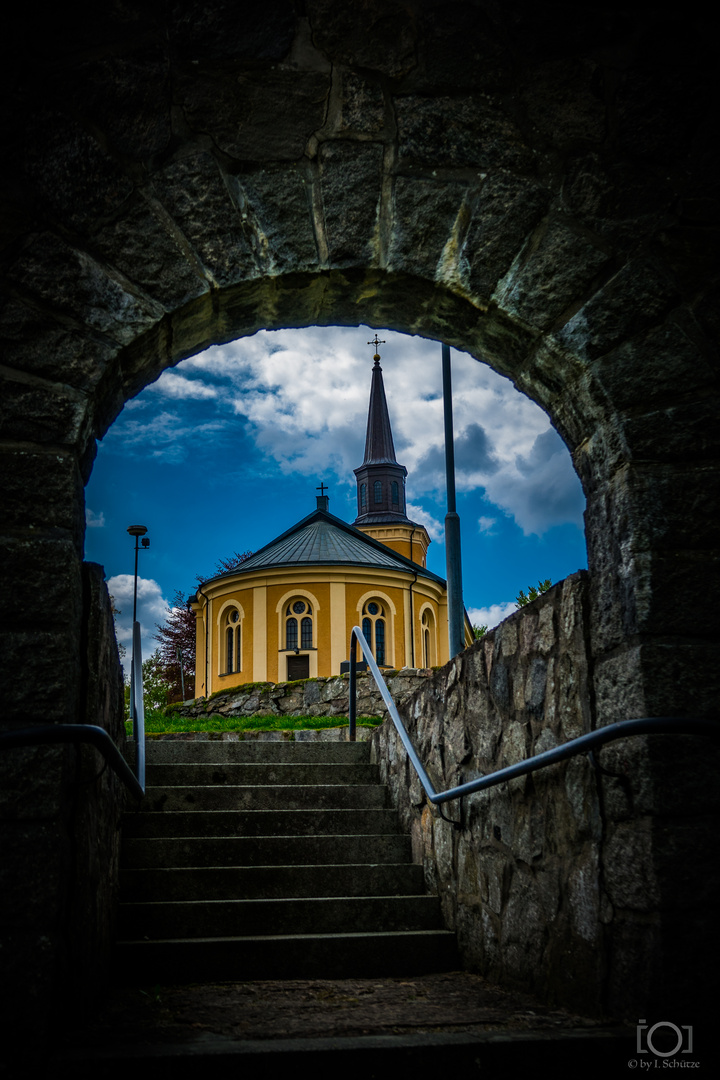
[369,571,719,1022]
[170,668,435,724]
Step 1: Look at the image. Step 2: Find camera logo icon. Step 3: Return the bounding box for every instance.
[636,1020,693,1057]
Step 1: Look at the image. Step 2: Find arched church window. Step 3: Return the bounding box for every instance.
[286,617,298,650]
[421,609,436,667]
[362,600,388,666]
[374,480,382,504]
[360,483,366,509]
[223,608,242,674]
[391,481,399,505]
[285,599,313,651]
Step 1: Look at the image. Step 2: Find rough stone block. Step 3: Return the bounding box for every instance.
[235,164,319,275]
[0,448,84,540]
[0,743,76,824]
[621,395,720,465]
[0,534,82,624]
[388,177,466,279]
[23,111,134,233]
[307,0,416,78]
[151,153,256,287]
[91,193,209,310]
[0,293,118,392]
[176,66,329,161]
[395,95,533,172]
[68,48,173,160]
[7,233,161,347]
[494,217,610,331]
[0,628,81,724]
[337,72,385,136]
[319,141,383,266]
[0,374,89,447]
[554,257,679,362]
[603,816,661,913]
[562,152,675,246]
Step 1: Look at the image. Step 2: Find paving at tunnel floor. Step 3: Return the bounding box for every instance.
[54,970,631,1051]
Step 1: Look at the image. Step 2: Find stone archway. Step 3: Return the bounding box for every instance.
[1,0,717,1037]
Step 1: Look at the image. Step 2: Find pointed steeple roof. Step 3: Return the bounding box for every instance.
[362,356,399,466]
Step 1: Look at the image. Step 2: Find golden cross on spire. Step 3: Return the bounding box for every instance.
[367,334,385,362]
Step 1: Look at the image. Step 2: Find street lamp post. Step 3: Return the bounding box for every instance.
[127,525,149,723]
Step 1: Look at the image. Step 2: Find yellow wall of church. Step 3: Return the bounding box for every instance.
[191,562,453,697]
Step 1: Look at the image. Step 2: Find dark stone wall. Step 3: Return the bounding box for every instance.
[371,575,720,1021]
[0,1,717,1040]
[0,564,125,1042]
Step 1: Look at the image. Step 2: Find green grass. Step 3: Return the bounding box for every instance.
[125,713,383,736]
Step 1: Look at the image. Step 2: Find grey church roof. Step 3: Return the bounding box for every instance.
[204,508,445,586]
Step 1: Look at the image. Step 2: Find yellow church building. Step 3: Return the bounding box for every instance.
[190,345,472,696]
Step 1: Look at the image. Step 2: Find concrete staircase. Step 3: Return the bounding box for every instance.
[116,737,458,982]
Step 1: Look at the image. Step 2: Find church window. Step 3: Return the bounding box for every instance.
[392,481,399,505]
[362,600,389,666]
[223,608,242,674]
[285,598,313,653]
[286,617,298,650]
[374,480,382,504]
[421,609,436,667]
[375,619,385,666]
[360,483,366,509]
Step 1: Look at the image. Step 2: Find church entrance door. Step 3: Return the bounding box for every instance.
[287,655,309,681]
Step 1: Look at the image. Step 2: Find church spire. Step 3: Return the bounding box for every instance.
[353,340,410,525]
[362,349,399,466]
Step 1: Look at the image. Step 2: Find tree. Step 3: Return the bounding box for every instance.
[472,624,488,640]
[154,590,197,702]
[124,649,171,720]
[515,578,553,608]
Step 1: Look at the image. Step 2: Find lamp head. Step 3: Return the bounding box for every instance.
[127,525,148,537]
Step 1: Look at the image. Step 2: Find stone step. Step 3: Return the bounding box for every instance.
[122,808,401,838]
[143,739,371,764]
[140,784,390,812]
[144,762,380,786]
[120,863,426,902]
[115,929,460,982]
[121,833,411,869]
[118,895,444,938]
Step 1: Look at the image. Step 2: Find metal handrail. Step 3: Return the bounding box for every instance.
[0,723,144,800]
[347,625,718,804]
[131,619,146,791]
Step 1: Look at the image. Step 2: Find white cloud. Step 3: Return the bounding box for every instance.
[106,574,169,663]
[107,325,585,535]
[86,508,105,528]
[105,410,227,464]
[478,516,497,534]
[149,371,218,399]
[467,601,517,630]
[406,502,444,543]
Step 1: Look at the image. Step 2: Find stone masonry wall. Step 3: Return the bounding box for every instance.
[369,571,720,1022]
[0,564,125,1041]
[171,668,435,724]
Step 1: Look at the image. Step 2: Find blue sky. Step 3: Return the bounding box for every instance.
[83,325,588,661]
